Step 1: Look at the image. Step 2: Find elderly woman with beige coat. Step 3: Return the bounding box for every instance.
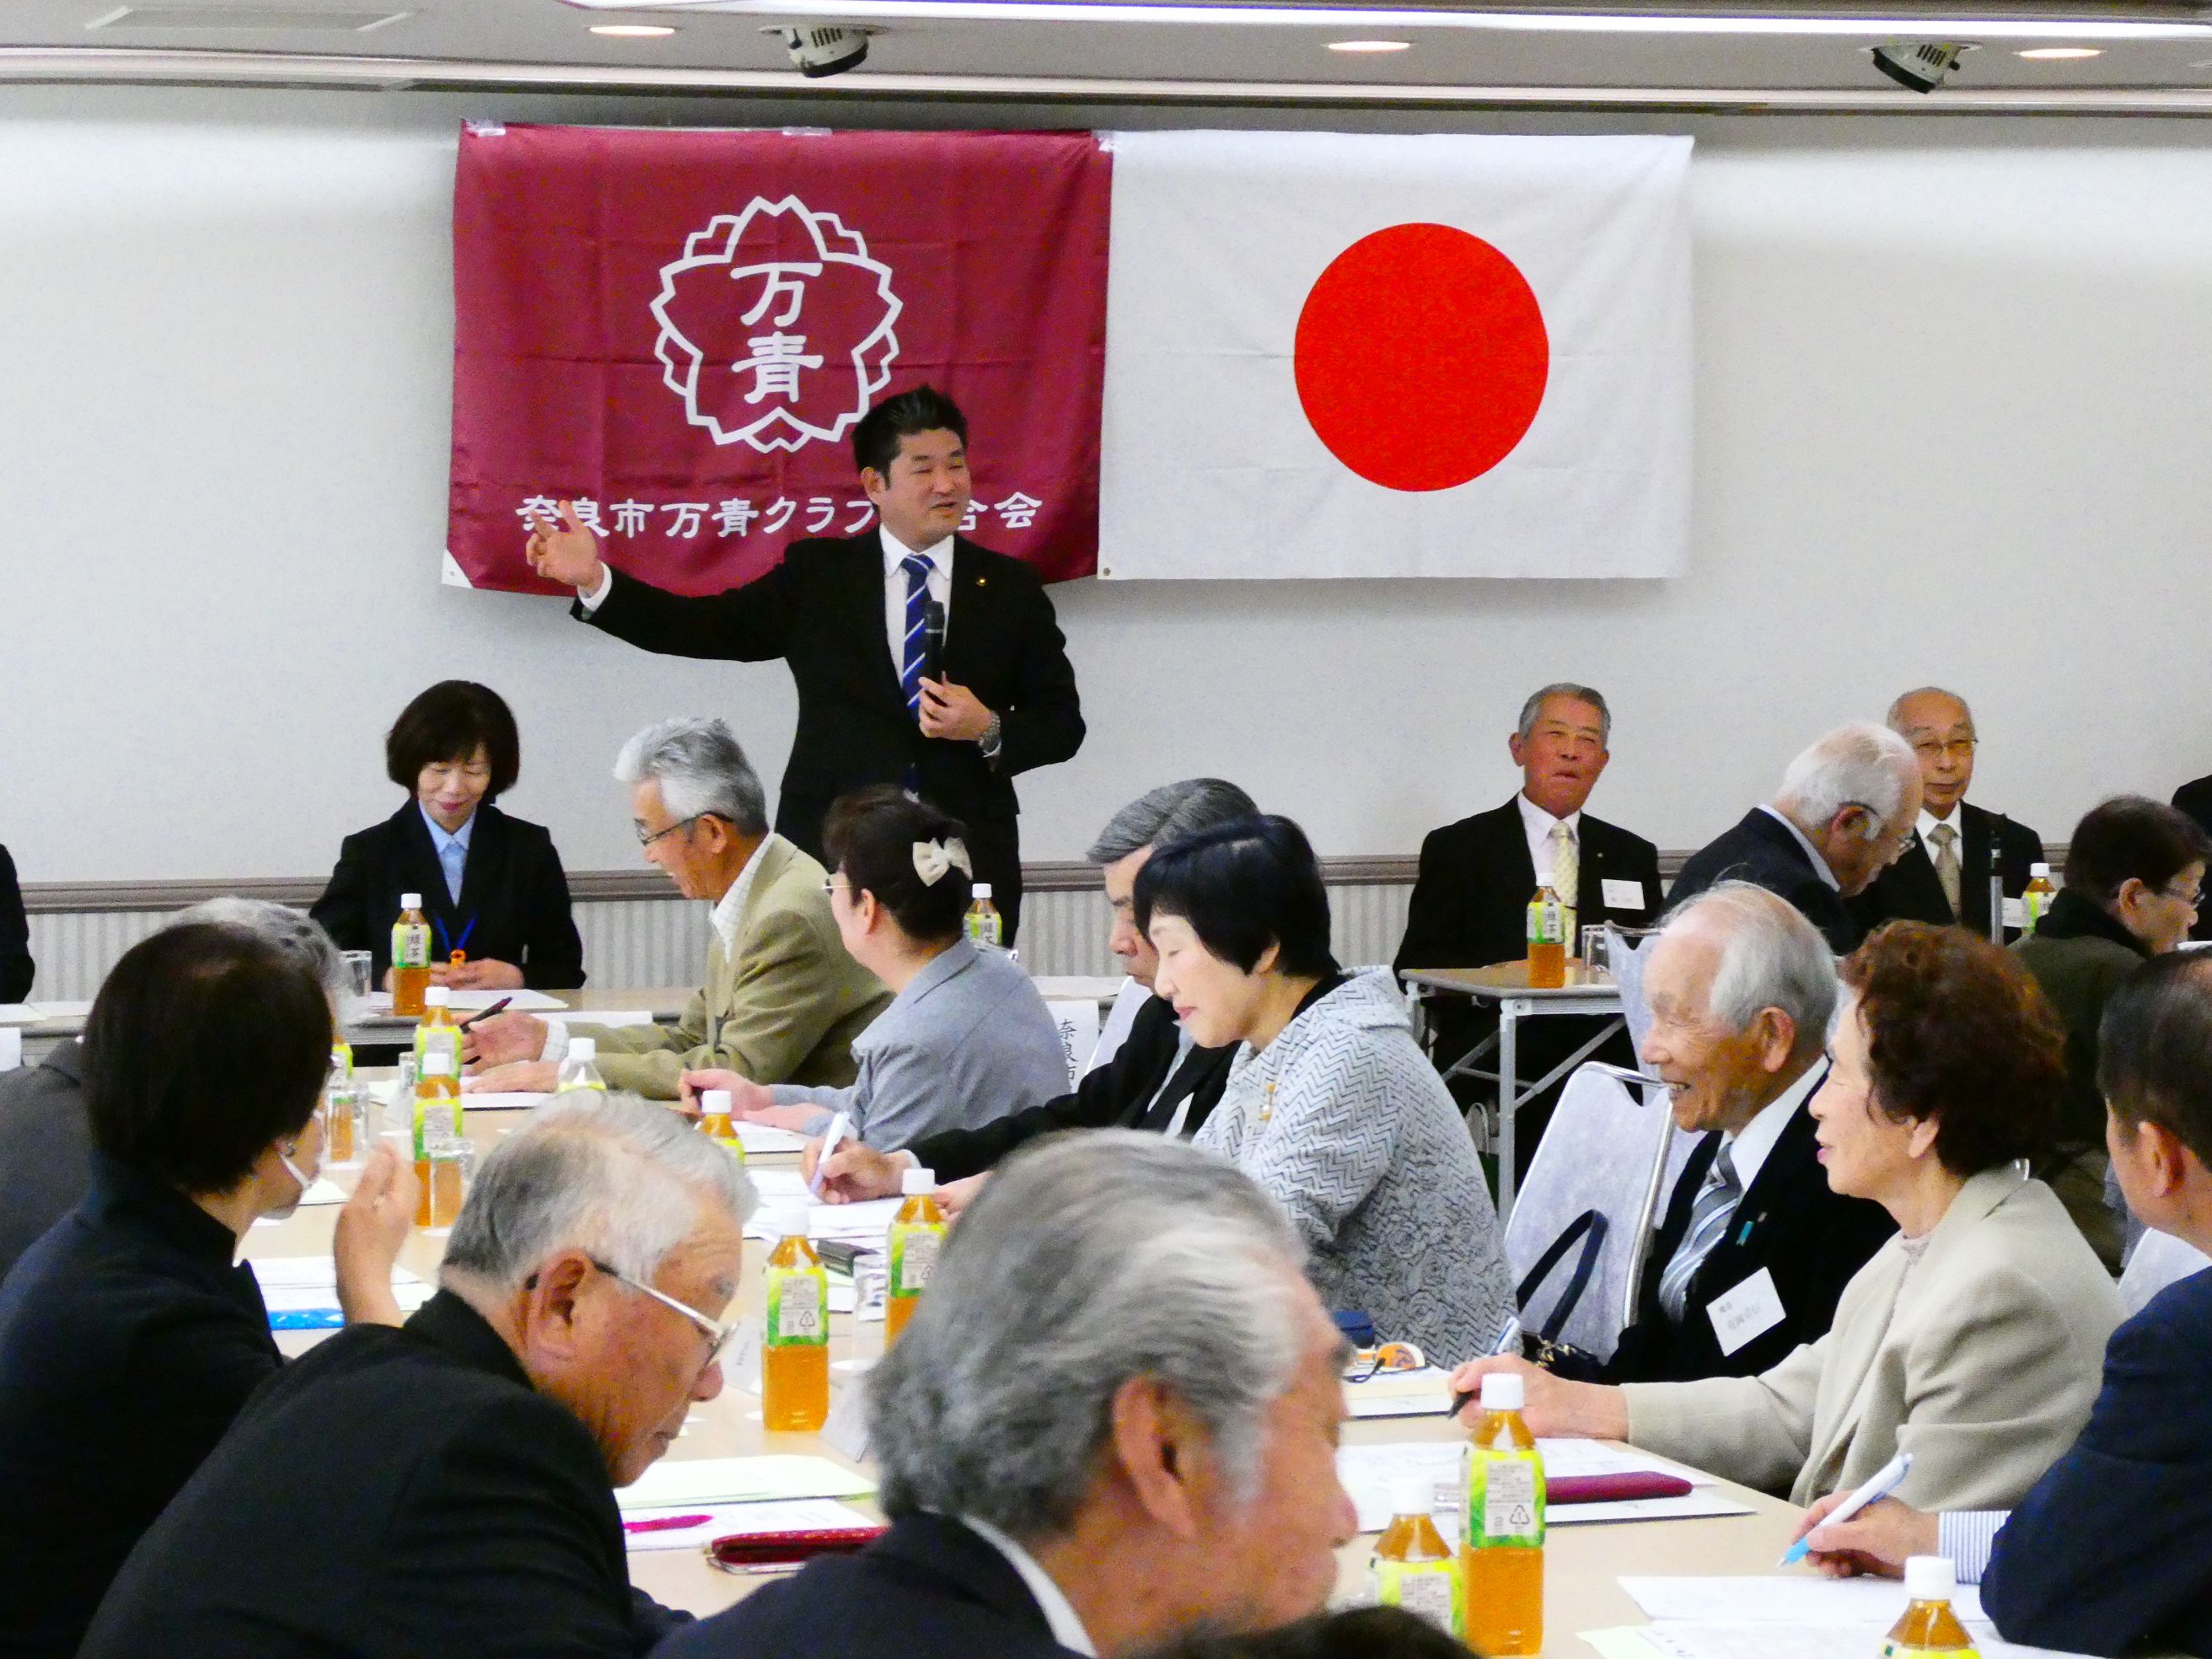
[1454,921,2123,1514]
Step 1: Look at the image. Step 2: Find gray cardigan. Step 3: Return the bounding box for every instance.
[1195,967,1517,1366]
[774,938,1071,1152]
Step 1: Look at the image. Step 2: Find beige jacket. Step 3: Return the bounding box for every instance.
[1623,1165,2123,1511]
[573,838,889,1099]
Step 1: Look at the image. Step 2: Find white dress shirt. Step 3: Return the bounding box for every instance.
[1725,1057,1826,1196]
[960,1516,1098,1656]
[1918,807,1957,846]
[1759,804,1841,890]
[879,524,954,678]
[1515,792,1582,886]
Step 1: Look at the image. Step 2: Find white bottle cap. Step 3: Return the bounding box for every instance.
[762,1209,809,1240]
[702,1088,732,1114]
[400,892,422,910]
[1481,1372,1526,1410]
[901,1166,938,1195]
[421,1052,453,1076]
[568,1037,596,1062]
[1903,1556,1956,1602]
[1534,870,1554,889]
[973,883,993,899]
[2030,862,2052,878]
[425,986,450,1007]
[1390,1475,1437,1519]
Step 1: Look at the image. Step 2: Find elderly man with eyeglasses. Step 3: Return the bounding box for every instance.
[79,1092,751,1659]
[1852,688,2046,942]
[466,716,889,1100]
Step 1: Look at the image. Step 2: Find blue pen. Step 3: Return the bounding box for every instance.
[1779,1450,1913,1567]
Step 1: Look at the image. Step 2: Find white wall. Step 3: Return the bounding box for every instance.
[4,86,2211,883]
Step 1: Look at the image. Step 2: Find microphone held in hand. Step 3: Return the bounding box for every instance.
[921,599,947,685]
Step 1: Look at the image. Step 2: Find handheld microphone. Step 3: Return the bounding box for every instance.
[921,599,947,685]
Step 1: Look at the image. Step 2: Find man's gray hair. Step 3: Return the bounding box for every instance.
[614,717,769,836]
[443,1092,754,1290]
[868,1132,1313,1542]
[169,899,349,1007]
[1885,686,1974,734]
[1659,880,1839,1044]
[1517,683,1612,747]
[1084,778,1259,864]
[1774,722,1917,828]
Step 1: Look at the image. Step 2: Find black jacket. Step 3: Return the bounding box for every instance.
[0,1039,90,1284]
[907,992,1236,1181]
[310,801,585,989]
[0,842,30,1002]
[1853,800,2043,939]
[1669,808,1860,954]
[580,534,1083,857]
[652,1512,1079,1659]
[0,1155,282,1659]
[81,1291,682,1659]
[1604,1078,1895,1384]
[2171,774,2212,942]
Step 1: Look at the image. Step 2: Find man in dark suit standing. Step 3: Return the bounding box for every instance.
[656,1135,1356,1659]
[1607,884,1893,1384]
[528,386,1083,944]
[1395,685,1662,1165]
[1670,723,1924,955]
[1855,688,2043,941]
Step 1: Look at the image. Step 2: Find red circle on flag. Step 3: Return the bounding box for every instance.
[1293,223,1549,493]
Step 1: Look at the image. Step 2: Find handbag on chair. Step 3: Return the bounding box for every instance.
[1512,1208,1613,1382]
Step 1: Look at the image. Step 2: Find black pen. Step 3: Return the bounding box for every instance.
[458,996,513,1031]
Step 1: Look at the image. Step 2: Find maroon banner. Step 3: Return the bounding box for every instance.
[447,122,1110,595]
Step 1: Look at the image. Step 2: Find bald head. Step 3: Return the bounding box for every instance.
[1887,687,1978,819]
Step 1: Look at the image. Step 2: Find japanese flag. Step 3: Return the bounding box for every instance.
[1097,131,1692,580]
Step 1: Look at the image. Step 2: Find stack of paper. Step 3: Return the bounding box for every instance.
[250,1257,435,1316]
[1345,1366,1456,1419]
[734,1122,808,1155]
[743,1197,903,1243]
[1337,1441,1747,1533]
[361,987,567,1015]
[617,1455,876,1511]
[1587,1576,2094,1659]
[620,1497,877,1553]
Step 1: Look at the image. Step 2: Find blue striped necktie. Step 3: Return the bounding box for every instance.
[898,552,932,720]
[1657,1142,1742,1324]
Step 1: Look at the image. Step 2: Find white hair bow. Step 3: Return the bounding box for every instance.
[911,837,974,887]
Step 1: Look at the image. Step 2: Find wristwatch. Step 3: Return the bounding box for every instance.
[980,712,1004,761]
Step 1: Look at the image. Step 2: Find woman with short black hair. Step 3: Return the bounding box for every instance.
[681,787,1068,1151]
[1135,814,1515,1366]
[0,923,413,1659]
[311,679,585,991]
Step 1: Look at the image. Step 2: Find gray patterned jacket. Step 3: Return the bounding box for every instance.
[1196,966,1515,1365]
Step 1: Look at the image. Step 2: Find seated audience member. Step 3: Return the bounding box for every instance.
[1854,688,2043,939]
[1791,953,2212,1658]
[1670,724,1922,954]
[0,898,362,1284]
[1139,815,1516,1366]
[1145,1608,1469,1659]
[81,1092,747,1659]
[1452,922,2123,1511]
[808,777,1257,1208]
[655,1132,1356,1659]
[0,922,412,1659]
[681,787,1066,1150]
[0,840,29,1001]
[1604,883,1893,1384]
[468,717,889,1098]
[311,680,585,991]
[2015,795,2209,1271]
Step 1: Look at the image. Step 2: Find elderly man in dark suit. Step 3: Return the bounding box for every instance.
[1854,688,2043,941]
[656,1134,1357,1659]
[1607,884,1893,1384]
[527,386,1083,944]
[1670,723,1923,954]
[79,1093,747,1659]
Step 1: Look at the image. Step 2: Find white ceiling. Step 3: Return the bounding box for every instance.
[9,0,2212,106]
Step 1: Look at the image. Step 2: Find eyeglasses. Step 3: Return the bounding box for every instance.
[588,1256,741,1369]
[635,814,706,849]
[821,877,851,896]
[2161,882,2204,910]
[1909,738,1978,760]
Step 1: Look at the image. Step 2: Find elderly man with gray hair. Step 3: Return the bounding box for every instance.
[660,1131,1357,1659]
[468,716,889,1098]
[1670,722,1924,954]
[1601,882,1894,1384]
[82,1092,751,1659]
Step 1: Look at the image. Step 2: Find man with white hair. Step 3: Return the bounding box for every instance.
[1856,687,2044,940]
[1605,883,1894,1384]
[467,716,889,1098]
[1669,722,1924,953]
[658,1132,1359,1659]
[81,1093,750,1659]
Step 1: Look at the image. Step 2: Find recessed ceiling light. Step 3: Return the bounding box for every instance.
[1329,39,1410,52]
[590,22,677,35]
[2016,46,2101,59]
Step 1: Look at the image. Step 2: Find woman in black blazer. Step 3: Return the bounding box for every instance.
[310,681,586,991]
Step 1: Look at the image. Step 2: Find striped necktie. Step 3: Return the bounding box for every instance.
[898,552,933,719]
[1657,1142,1742,1324]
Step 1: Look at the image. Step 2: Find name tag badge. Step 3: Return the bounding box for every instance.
[2001,897,2028,930]
[1601,878,1647,912]
[1706,1266,1787,1356]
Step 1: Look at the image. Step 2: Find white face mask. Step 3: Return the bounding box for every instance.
[265,1142,321,1223]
